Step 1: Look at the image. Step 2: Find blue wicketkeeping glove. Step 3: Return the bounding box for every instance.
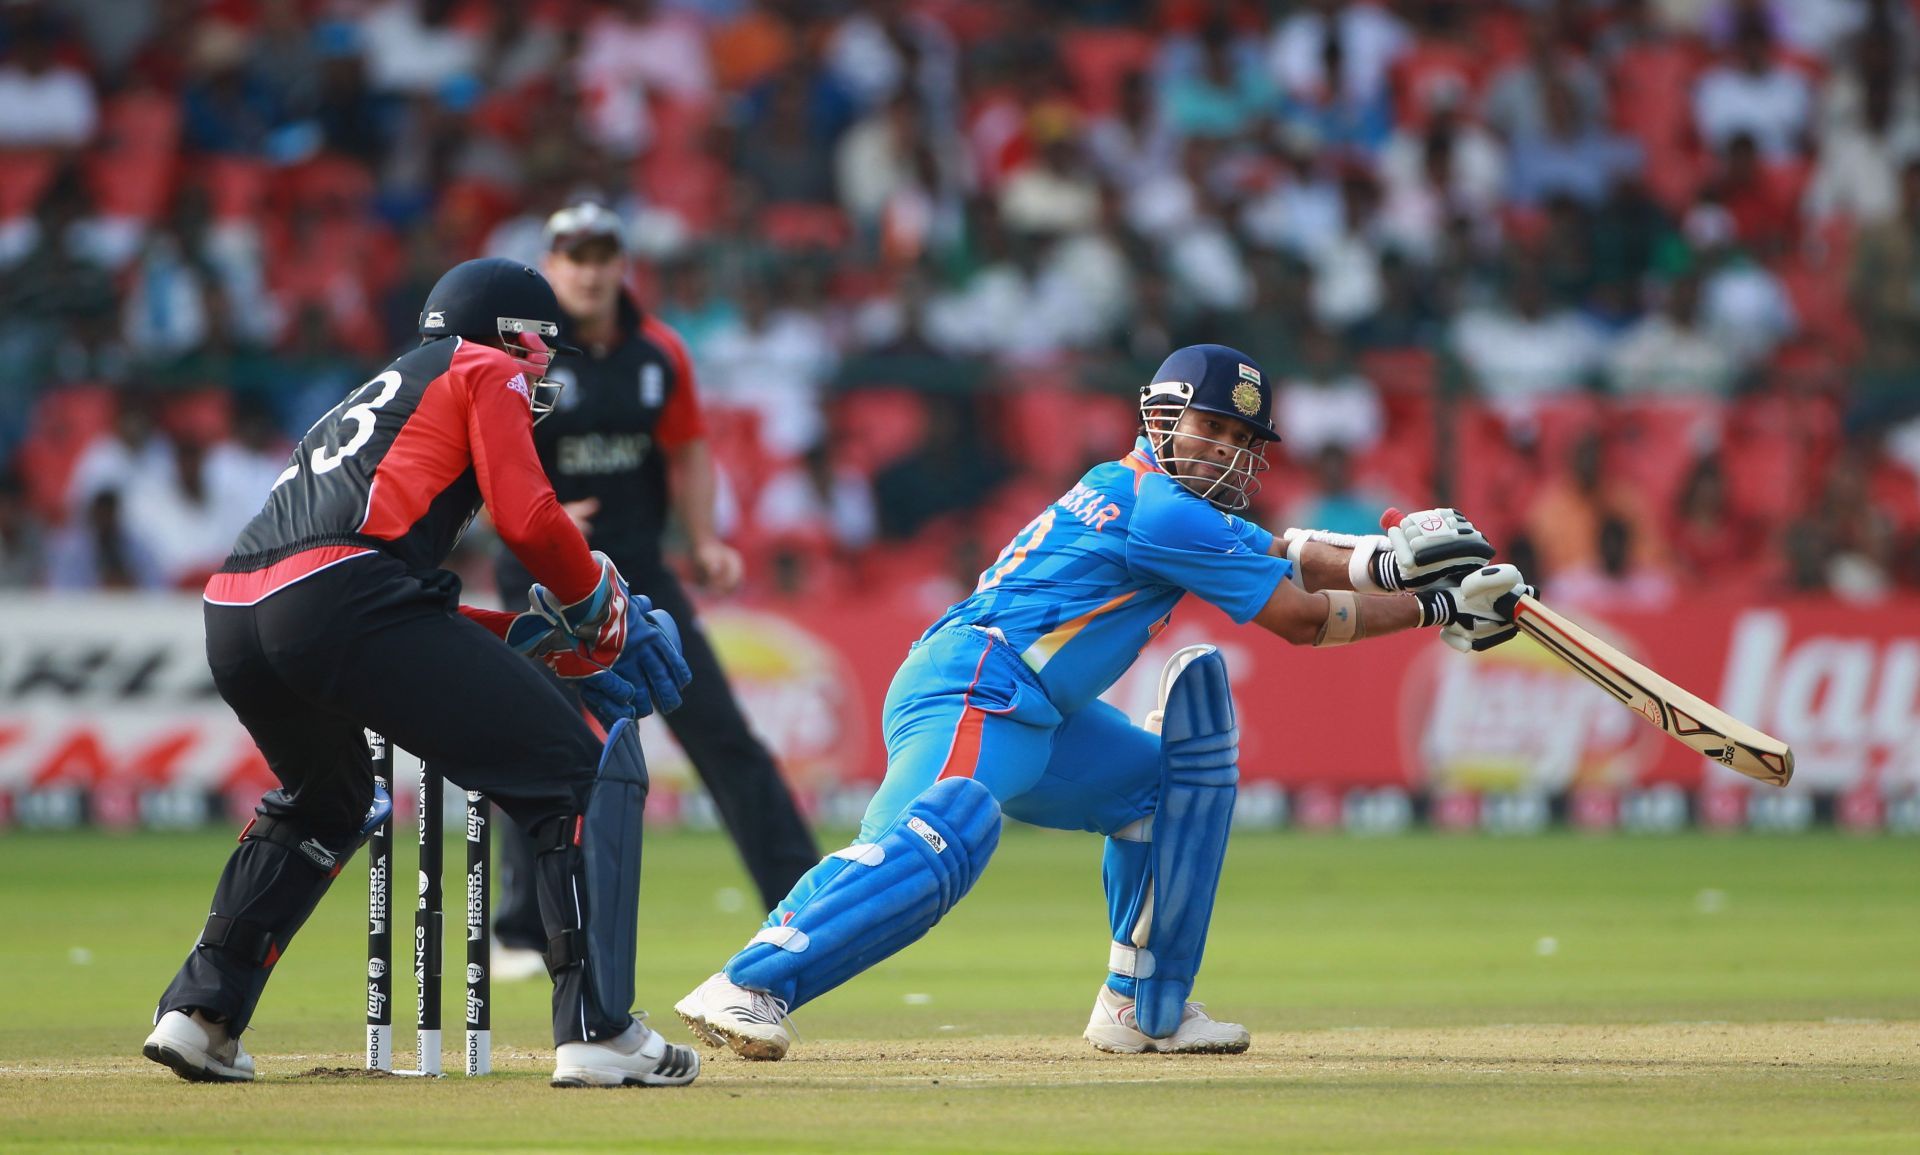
[577,599,690,727]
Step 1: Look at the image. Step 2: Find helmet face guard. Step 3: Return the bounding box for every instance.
[1140,382,1270,512]
[498,316,565,424]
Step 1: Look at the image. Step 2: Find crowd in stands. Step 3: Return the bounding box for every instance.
[3,0,1919,610]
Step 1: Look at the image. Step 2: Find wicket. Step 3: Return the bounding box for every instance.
[364,730,491,1077]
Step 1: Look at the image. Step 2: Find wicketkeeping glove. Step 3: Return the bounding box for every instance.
[574,601,690,725]
[506,551,631,672]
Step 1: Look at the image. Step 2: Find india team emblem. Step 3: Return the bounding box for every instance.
[1232,365,1262,417]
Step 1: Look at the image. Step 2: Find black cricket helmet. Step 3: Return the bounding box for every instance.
[1140,343,1279,511]
[419,257,572,423]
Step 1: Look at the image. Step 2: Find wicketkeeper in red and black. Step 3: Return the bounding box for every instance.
[143,258,702,1089]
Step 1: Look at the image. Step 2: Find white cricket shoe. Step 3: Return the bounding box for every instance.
[551,1014,700,1088]
[143,1009,256,1083]
[674,972,793,1061]
[1083,985,1251,1054]
[490,937,549,983]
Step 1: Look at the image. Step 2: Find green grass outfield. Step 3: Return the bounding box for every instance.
[2,826,1916,1153]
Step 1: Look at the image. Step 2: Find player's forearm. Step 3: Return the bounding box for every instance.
[1278,539,1365,592]
[1273,529,1394,593]
[1253,580,1439,646]
[665,439,721,547]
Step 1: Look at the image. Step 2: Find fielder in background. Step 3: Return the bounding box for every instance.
[488,203,818,974]
[676,344,1531,1059]
[143,258,698,1089]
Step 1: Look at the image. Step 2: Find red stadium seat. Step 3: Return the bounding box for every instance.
[1058,28,1155,114]
[832,388,931,476]
[1609,397,1724,513]
[638,145,728,235]
[704,405,783,510]
[1358,348,1438,397]
[277,155,375,219]
[0,150,58,220]
[97,88,180,158]
[1774,257,1862,357]
[997,383,1134,487]
[85,149,175,221]
[16,385,117,522]
[758,202,850,251]
[649,96,715,155]
[202,156,270,221]
[1445,403,1537,544]
[161,390,234,446]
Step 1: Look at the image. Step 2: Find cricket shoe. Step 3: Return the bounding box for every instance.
[674,972,793,1061]
[143,1009,256,1083]
[490,936,549,983]
[1083,985,1251,1054]
[551,1014,700,1088]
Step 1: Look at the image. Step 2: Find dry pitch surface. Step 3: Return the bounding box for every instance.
[6,1023,1915,1153]
[2,828,1915,1152]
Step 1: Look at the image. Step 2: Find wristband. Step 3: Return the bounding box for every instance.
[1415,588,1456,629]
[1313,590,1361,646]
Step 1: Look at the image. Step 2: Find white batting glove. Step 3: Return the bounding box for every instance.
[1374,508,1495,591]
[1414,564,1535,652]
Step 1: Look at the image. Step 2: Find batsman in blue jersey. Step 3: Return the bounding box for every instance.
[676,344,1533,1058]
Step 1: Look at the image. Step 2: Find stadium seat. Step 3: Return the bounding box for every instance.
[0,150,58,221]
[202,156,270,221]
[759,202,851,251]
[1058,28,1155,114]
[997,383,1134,487]
[85,149,175,221]
[1609,397,1724,513]
[1775,257,1862,356]
[1358,349,1439,397]
[16,385,117,522]
[160,390,234,446]
[276,155,375,219]
[97,88,180,158]
[638,145,728,235]
[832,388,931,476]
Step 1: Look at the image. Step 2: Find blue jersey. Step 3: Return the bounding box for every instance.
[924,438,1290,714]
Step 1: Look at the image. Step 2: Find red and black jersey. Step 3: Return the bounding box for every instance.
[528,293,706,569]
[210,338,598,606]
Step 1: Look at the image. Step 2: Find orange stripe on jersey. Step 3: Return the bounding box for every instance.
[1122,448,1161,492]
[1020,589,1139,673]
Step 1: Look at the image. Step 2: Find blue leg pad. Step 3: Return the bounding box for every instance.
[725,775,1000,1010]
[1121,649,1238,1039]
[574,716,649,1029]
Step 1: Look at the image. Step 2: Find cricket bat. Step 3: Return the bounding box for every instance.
[1508,593,1793,787]
[1379,509,1794,786]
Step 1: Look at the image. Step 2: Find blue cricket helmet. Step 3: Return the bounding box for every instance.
[1144,343,1280,441]
[1140,344,1279,512]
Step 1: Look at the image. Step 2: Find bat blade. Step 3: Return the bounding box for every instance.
[1510,595,1793,787]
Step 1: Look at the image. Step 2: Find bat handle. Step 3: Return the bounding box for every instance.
[1379,507,1403,531]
